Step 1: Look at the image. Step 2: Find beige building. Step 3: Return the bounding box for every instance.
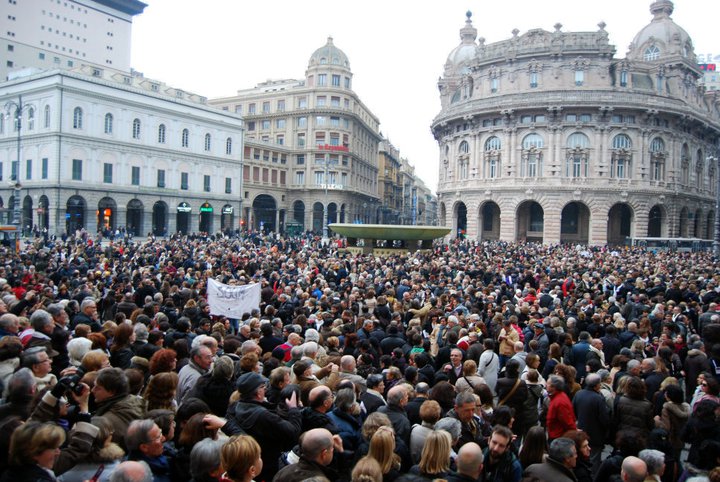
[433,1,720,245]
[210,38,383,233]
[1,0,146,81]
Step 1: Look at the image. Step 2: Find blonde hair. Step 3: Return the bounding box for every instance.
[462,359,478,376]
[9,422,65,466]
[351,456,383,482]
[367,426,400,474]
[361,412,392,441]
[221,435,261,481]
[419,430,452,476]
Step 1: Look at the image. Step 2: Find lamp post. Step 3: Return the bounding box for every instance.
[321,155,330,244]
[4,95,30,230]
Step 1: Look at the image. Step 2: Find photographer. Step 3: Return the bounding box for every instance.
[28,368,100,476]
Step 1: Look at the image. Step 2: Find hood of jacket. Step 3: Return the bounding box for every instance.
[664,401,691,420]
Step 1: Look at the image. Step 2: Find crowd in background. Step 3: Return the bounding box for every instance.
[0,231,718,482]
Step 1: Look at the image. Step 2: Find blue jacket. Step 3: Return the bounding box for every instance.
[327,408,363,453]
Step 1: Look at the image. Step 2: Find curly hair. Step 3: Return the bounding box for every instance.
[149,348,177,376]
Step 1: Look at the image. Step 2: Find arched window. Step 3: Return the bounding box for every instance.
[73,107,83,129]
[522,133,544,149]
[27,108,34,130]
[649,137,666,181]
[521,134,544,177]
[459,140,469,154]
[226,137,233,155]
[132,118,141,139]
[696,149,704,189]
[204,133,211,152]
[158,124,166,144]
[644,45,660,61]
[484,136,502,179]
[485,136,501,151]
[104,113,113,134]
[44,105,51,128]
[566,132,590,178]
[182,128,189,147]
[611,134,633,179]
[680,144,690,185]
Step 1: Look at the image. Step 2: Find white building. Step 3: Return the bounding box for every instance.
[1,0,146,81]
[0,66,244,236]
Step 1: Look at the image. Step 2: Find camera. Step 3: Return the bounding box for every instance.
[58,367,86,396]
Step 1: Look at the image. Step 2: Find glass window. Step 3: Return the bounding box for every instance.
[104,113,113,134]
[44,105,50,128]
[620,70,628,87]
[297,116,307,128]
[522,133,544,149]
[246,121,255,131]
[204,175,211,192]
[331,96,340,107]
[103,163,112,183]
[25,159,31,180]
[42,158,48,179]
[485,136,501,151]
[181,128,189,147]
[297,133,305,147]
[344,77,350,88]
[580,114,592,123]
[262,102,270,113]
[181,172,189,190]
[521,115,532,124]
[316,116,326,126]
[565,114,577,122]
[530,72,538,88]
[459,140,470,153]
[157,169,165,188]
[27,108,34,130]
[72,107,82,129]
[72,159,82,180]
[11,161,18,181]
[575,70,584,86]
[490,78,498,93]
[298,97,307,108]
[277,100,285,112]
[225,177,231,194]
[276,119,286,128]
[317,96,326,106]
[612,134,632,149]
[332,74,341,86]
[248,103,256,114]
[277,135,284,145]
[132,118,141,139]
[566,132,590,149]
[297,154,305,165]
[131,166,140,185]
[318,74,327,86]
[261,120,270,130]
[226,137,232,155]
[158,124,166,143]
[331,117,340,127]
[295,171,305,184]
[204,133,211,151]
[650,137,665,152]
[644,45,660,61]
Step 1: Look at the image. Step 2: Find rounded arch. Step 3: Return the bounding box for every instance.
[458,140,470,153]
[612,134,632,149]
[220,204,234,233]
[566,132,590,149]
[607,203,634,245]
[650,137,665,152]
[678,207,689,238]
[97,197,117,233]
[176,202,191,234]
[516,200,544,242]
[312,201,324,234]
[648,204,667,237]
[126,199,144,236]
[485,136,501,151]
[479,201,500,241]
[706,211,715,240]
[22,195,33,234]
[560,201,590,244]
[38,195,49,231]
[522,133,544,149]
[153,201,168,236]
[252,194,277,233]
[453,201,468,239]
[66,195,86,234]
[292,200,305,225]
[199,202,214,233]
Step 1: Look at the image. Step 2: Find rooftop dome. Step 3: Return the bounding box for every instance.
[446,11,478,68]
[308,37,350,70]
[627,1,694,61]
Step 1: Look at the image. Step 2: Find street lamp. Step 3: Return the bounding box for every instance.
[4,95,30,230]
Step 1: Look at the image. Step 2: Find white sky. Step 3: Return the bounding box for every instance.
[130,0,719,192]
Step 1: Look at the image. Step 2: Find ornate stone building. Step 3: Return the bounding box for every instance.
[432,1,720,245]
[210,38,383,233]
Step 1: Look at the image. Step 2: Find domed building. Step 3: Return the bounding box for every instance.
[432,1,720,245]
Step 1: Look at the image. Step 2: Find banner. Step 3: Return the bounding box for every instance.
[207,278,260,319]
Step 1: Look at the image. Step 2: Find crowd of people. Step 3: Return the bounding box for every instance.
[0,231,719,482]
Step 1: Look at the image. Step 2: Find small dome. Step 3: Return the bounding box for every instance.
[627,1,694,61]
[308,37,350,70]
[447,11,477,67]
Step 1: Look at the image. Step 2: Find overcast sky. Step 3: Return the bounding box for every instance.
[130,0,718,192]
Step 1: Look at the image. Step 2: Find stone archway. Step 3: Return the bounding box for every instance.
[560,201,590,244]
[152,201,168,236]
[516,200,544,243]
[479,201,500,241]
[66,195,86,233]
[22,195,33,234]
[607,203,634,245]
[678,207,689,238]
[126,199,143,236]
[454,202,467,238]
[648,205,666,237]
[252,194,277,233]
[97,197,117,232]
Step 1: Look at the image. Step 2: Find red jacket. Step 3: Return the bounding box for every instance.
[546,390,576,440]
